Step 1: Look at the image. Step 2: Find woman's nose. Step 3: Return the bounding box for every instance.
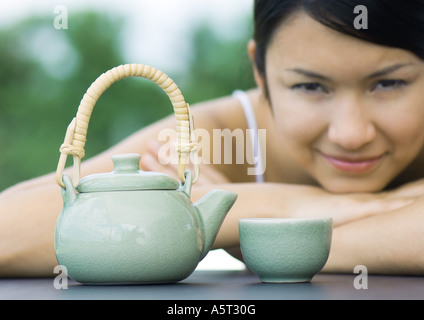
[327,99,376,150]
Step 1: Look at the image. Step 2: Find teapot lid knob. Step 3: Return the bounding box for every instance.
[112,153,141,173]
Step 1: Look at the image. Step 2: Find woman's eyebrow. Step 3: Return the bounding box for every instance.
[284,63,415,81]
[365,63,415,79]
[284,68,331,81]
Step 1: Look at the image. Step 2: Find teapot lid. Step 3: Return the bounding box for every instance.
[76,153,180,192]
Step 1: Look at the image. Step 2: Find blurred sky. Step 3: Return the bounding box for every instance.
[0,0,254,72]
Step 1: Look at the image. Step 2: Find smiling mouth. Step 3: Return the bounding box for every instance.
[320,152,385,174]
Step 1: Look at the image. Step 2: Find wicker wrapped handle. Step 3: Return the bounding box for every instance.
[55,64,199,188]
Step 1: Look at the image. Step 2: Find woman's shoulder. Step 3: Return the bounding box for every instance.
[188,89,262,182]
[190,89,262,132]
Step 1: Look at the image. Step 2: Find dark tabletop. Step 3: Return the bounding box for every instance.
[1,270,423,300]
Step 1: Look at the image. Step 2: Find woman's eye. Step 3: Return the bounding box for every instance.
[291,83,329,94]
[372,80,407,92]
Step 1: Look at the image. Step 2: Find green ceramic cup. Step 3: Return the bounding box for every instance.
[239,218,333,283]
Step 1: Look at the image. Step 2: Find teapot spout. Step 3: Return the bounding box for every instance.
[194,190,237,260]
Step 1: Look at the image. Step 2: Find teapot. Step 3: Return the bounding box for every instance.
[54,64,237,284]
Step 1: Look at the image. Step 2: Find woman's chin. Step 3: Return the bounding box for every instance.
[318,178,389,194]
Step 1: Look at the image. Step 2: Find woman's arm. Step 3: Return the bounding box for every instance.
[0,175,62,277]
[325,197,424,275]
[2,168,421,277]
[206,182,424,275]
[323,179,424,274]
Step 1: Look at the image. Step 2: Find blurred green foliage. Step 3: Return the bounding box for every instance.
[0,11,254,191]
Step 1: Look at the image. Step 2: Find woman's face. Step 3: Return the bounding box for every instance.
[260,12,424,193]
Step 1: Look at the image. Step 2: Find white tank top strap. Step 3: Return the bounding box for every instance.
[232,90,265,183]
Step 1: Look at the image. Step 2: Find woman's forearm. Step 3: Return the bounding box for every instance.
[0,175,61,277]
[198,182,348,249]
[199,182,424,275]
[193,183,289,250]
[0,149,116,277]
[2,174,423,277]
[324,198,424,275]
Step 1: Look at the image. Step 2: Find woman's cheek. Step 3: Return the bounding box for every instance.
[279,108,327,144]
[380,108,424,151]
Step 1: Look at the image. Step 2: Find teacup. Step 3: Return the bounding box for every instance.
[239,218,333,283]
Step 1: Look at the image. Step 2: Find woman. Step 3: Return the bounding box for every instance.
[1,0,424,276]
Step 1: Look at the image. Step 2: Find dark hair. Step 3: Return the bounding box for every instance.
[253,0,424,90]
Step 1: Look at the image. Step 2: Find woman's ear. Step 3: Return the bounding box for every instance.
[247,39,266,92]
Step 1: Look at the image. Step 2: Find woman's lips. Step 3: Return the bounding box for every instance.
[320,153,385,173]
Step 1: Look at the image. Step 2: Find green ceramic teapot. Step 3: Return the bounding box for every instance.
[54,64,237,284]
